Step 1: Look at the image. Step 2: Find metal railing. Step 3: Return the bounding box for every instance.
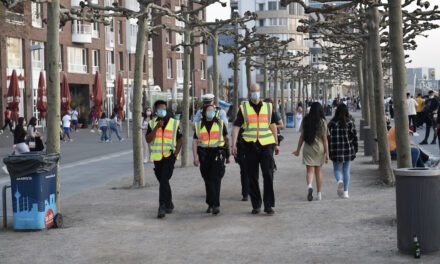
[72,24,92,35]
[68,64,88,73]
[5,11,24,25]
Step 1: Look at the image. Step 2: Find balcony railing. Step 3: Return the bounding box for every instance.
[68,64,88,73]
[106,64,115,80]
[106,30,115,48]
[5,11,24,25]
[92,66,100,73]
[72,24,92,43]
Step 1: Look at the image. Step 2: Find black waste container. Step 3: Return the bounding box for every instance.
[359,119,365,141]
[3,152,60,230]
[395,168,440,253]
[363,126,372,156]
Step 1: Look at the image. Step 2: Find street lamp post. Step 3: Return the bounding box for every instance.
[192,68,198,121]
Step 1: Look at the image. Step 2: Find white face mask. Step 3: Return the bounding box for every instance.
[430,95,434,99]
[146,111,152,115]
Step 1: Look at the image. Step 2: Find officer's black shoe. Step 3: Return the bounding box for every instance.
[206,206,213,213]
[264,207,275,215]
[241,196,248,201]
[251,208,261,215]
[165,208,173,214]
[420,140,428,145]
[431,140,437,144]
[212,207,220,215]
[157,207,166,219]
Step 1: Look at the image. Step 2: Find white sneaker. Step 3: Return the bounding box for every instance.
[143,159,147,164]
[343,191,349,199]
[69,139,73,142]
[90,129,95,133]
[337,181,344,197]
[316,192,322,201]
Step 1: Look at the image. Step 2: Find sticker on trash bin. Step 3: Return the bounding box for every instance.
[45,209,54,227]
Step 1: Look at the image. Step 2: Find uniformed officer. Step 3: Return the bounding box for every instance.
[193,104,230,215]
[193,93,228,129]
[231,83,280,215]
[146,100,183,219]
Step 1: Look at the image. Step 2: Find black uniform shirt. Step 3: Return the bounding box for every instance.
[146,115,183,140]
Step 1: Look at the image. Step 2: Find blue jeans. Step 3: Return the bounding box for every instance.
[390,148,425,168]
[100,126,108,141]
[333,161,351,191]
[109,124,122,141]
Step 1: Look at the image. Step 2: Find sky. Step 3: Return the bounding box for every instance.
[206,0,440,79]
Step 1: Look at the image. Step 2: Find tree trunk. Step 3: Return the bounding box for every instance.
[362,57,370,126]
[280,70,286,123]
[389,0,412,168]
[233,52,239,121]
[212,32,219,106]
[357,60,367,122]
[369,6,394,184]
[273,68,278,111]
[46,0,61,212]
[263,56,268,99]
[290,79,295,113]
[246,56,251,90]
[297,78,302,109]
[131,3,148,187]
[181,13,191,167]
[365,43,378,162]
[323,82,328,108]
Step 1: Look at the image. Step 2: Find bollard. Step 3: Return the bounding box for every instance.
[395,168,440,253]
[363,126,372,156]
[2,185,11,228]
[359,119,365,140]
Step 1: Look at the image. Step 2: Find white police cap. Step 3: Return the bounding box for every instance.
[202,93,215,100]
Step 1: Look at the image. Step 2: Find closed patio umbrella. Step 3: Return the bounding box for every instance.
[7,69,20,122]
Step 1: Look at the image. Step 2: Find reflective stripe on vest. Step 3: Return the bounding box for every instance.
[195,120,225,148]
[240,101,276,146]
[149,118,179,161]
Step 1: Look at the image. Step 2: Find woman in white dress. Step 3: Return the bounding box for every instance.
[296,102,303,132]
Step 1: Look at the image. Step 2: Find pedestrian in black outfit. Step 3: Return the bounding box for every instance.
[231,83,280,215]
[193,105,230,215]
[146,100,183,219]
[235,128,249,201]
[420,90,439,145]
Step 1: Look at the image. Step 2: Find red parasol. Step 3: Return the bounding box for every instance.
[6,69,20,122]
[116,72,125,120]
[93,71,103,119]
[36,72,47,120]
[61,72,71,114]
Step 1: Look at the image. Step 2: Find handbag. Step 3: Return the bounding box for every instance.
[29,141,36,148]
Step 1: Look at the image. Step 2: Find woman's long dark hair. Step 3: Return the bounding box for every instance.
[331,103,349,129]
[303,102,325,144]
[28,117,37,127]
[200,104,218,129]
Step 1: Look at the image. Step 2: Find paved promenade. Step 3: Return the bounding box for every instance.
[1,113,439,263]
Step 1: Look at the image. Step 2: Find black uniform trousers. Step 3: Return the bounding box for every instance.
[198,147,226,207]
[154,154,176,209]
[236,142,249,198]
[423,113,437,142]
[244,142,275,210]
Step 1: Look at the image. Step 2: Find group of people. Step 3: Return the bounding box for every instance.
[146,83,358,219]
[11,117,44,155]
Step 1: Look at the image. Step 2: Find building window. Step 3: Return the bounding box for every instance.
[92,50,99,73]
[200,43,204,55]
[176,59,183,81]
[200,60,205,80]
[5,3,24,25]
[106,51,115,79]
[119,52,124,71]
[279,2,287,10]
[199,10,203,21]
[67,47,88,73]
[279,18,287,26]
[118,21,123,44]
[30,40,44,70]
[259,19,265,27]
[258,3,265,11]
[166,30,171,44]
[92,22,99,38]
[31,3,42,28]
[268,1,277,10]
[270,18,277,26]
[176,33,184,53]
[7,37,22,69]
[167,58,172,79]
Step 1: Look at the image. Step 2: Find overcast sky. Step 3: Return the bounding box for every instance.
[206,1,440,79]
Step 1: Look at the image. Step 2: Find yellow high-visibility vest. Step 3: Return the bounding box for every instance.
[240,101,276,146]
[149,118,179,161]
[195,120,225,148]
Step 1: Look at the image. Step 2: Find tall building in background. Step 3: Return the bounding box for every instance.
[406,67,437,95]
[237,0,310,100]
[0,0,207,125]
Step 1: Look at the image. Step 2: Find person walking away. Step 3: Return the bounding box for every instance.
[13,117,30,154]
[62,111,72,142]
[295,102,303,133]
[142,107,153,163]
[328,104,358,199]
[193,94,228,130]
[193,104,230,215]
[108,112,124,142]
[1,107,13,134]
[146,100,182,219]
[415,93,425,128]
[406,93,418,132]
[71,107,79,132]
[90,107,98,133]
[98,112,109,142]
[419,90,439,145]
[293,102,329,201]
[231,83,280,215]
